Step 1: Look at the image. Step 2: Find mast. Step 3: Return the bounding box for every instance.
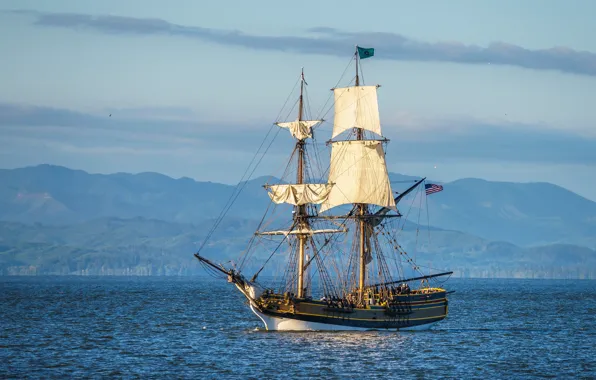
[296,68,307,299]
[258,71,341,287]
[354,45,368,304]
[355,46,360,87]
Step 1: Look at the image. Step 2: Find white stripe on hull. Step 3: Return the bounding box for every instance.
[249,304,439,332]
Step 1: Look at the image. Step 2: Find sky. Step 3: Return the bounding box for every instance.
[0,0,595,201]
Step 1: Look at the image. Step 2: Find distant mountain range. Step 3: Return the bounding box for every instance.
[0,164,275,224]
[1,164,595,278]
[425,177,596,247]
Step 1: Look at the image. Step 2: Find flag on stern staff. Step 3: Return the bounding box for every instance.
[425,183,444,195]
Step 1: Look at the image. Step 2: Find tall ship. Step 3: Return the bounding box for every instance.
[195,46,452,331]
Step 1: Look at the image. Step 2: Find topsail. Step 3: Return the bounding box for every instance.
[332,86,382,139]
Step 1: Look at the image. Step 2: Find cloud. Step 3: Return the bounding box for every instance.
[6,9,596,77]
[104,106,197,121]
[391,122,596,165]
[0,103,290,155]
[1,103,595,167]
[0,135,194,156]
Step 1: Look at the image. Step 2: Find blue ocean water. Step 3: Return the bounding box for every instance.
[1,276,595,379]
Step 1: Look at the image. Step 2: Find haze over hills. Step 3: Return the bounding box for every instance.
[1,164,595,278]
[0,164,281,224]
[414,177,596,247]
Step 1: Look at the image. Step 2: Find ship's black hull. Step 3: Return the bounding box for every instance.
[245,286,448,331]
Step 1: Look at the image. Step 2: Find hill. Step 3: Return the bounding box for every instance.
[1,218,594,279]
[0,164,285,225]
[423,178,596,247]
[1,165,594,249]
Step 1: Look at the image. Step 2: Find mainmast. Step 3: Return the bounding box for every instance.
[318,45,395,304]
[355,47,360,87]
[354,46,368,304]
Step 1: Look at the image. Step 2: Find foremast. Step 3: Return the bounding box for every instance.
[296,69,307,299]
[261,69,343,299]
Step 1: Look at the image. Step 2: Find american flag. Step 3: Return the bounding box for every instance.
[425,183,443,195]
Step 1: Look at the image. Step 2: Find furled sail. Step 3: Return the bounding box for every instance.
[257,227,346,236]
[266,184,332,206]
[319,140,396,213]
[275,120,321,140]
[332,86,382,139]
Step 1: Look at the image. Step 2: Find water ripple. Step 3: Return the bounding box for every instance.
[1,277,595,379]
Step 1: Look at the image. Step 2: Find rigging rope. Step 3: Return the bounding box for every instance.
[195,73,302,256]
[245,60,357,287]
[250,219,299,282]
[313,55,355,127]
[238,143,300,271]
[424,180,432,245]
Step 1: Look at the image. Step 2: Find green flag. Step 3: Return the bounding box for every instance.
[357,46,374,59]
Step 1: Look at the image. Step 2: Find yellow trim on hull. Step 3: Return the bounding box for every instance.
[274,311,448,322]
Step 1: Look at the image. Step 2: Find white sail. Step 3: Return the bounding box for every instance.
[275,120,321,140]
[319,140,396,213]
[266,183,332,206]
[332,86,382,139]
